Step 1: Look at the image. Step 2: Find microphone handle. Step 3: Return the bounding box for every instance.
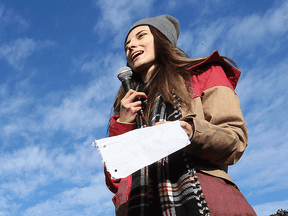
[136,110,145,128]
[122,78,133,93]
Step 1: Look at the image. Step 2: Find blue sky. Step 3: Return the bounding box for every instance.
[0,0,288,215]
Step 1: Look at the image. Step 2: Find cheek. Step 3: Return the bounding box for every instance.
[149,48,156,61]
[149,43,156,60]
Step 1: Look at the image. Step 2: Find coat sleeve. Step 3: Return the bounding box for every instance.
[104,115,136,195]
[108,115,136,137]
[184,66,248,166]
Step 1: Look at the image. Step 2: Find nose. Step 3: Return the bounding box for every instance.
[127,38,138,51]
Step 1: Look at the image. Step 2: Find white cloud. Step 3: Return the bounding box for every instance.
[178,19,227,58]
[42,74,117,137]
[228,57,288,199]
[0,84,32,116]
[0,38,55,69]
[0,53,123,143]
[95,0,153,33]
[0,52,121,214]
[0,141,104,199]
[22,174,114,216]
[0,4,29,34]
[0,38,36,67]
[0,146,53,197]
[0,3,55,70]
[253,199,288,216]
[0,80,36,141]
[178,0,288,58]
[40,53,126,138]
[0,146,50,175]
[42,92,108,137]
[94,0,154,48]
[164,0,227,14]
[1,174,49,199]
[0,195,20,214]
[231,141,288,188]
[225,2,288,55]
[0,84,8,97]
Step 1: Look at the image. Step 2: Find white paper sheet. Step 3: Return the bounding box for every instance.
[93,120,190,179]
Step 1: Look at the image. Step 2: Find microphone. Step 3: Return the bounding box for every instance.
[117,66,146,127]
[117,66,133,93]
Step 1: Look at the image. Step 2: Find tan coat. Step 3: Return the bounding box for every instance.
[181,85,247,185]
[180,51,248,186]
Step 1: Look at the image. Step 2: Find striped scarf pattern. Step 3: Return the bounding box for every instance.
[126,94,210,216]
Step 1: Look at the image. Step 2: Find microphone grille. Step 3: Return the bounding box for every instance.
[117,66,133,81]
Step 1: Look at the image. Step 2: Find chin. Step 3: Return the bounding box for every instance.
[129,61,156,77]
[130,63,144,73]
[135,62,153,71]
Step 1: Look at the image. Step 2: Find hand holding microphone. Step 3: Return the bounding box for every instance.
[117,67,147,125]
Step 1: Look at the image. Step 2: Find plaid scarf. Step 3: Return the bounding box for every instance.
[126,92,210,216]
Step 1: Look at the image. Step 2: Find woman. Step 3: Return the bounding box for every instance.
[105,15,257,216]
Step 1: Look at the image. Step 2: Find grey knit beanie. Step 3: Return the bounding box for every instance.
[125,14,180,47]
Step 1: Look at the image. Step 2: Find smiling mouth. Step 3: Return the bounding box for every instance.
[132,51,144,61]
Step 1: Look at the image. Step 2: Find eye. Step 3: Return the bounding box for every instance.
[138,33,146,39]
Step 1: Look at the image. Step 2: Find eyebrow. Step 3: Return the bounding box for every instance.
[125,30,148,47]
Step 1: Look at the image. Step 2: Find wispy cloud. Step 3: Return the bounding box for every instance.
[22,174,114,216]
[178,19,227,58]
[0,54,122,201]
[0,194,20,215]
[178,0,288,58]
[0,48,126,213]
[0,4,29,34]
[0,38,36,68]
[0,141,104,200]
[94,0,153,33]
[42,54,125,138]
[94,0,154,48]
[0,38,55,69]
[228,54,288,203]
[253,199,288,216]
[173,0,227,15]
[225,1,288,56]
[0,52,125,145]
[0,3,56,70]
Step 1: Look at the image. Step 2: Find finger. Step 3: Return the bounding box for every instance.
[131,100,142,107]
[180,121,189,129]
[153,121,170,126]
[124,89,137,98]
[180,121,193,138]
[120,101,142,112]
[127,92,147,102]
[121,89,137,101]
[122,101,143,111]
[121,101,142,111]
[125,89,146,97]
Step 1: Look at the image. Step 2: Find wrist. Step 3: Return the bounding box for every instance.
[117,118,135,125]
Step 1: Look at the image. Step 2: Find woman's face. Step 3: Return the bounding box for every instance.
[125,25,156,81]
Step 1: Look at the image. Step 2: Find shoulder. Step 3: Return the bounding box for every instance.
[186,51,241,97]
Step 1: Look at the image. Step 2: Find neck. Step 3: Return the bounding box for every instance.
[141,64,157,82]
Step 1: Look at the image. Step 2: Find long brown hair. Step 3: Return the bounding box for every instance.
[113,25,236,125]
